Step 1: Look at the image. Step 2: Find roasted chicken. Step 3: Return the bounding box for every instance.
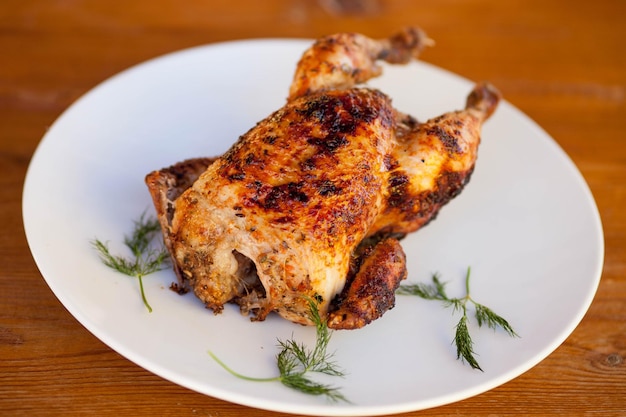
[145,27,501,329]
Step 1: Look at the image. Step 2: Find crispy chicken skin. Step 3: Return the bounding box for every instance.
[145,27,500,329]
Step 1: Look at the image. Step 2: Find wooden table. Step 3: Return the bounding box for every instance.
[2,1,625,416]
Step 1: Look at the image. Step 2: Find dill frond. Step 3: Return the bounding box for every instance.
[398,267,519,371]
[91,212,170,312]
[209,299,348,402]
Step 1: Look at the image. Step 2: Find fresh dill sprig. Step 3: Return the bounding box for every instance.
[209,298,348,402]
[397,267,519,371]
[91,212,170,312]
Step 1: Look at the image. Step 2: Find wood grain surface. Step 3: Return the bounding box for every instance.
[1,1,625,416]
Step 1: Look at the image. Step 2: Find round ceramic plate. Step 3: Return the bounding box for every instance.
[23,39,604,416]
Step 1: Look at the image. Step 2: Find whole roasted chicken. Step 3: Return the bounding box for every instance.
[146,27,500,330]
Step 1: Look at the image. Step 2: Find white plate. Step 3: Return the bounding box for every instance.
[23,39,604,416]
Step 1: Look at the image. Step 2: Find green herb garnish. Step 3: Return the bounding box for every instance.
[397,267,519,371]
[91,212,170,312]
[209,298,348,402]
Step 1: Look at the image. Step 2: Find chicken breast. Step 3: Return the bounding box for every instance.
[146,27,500,329]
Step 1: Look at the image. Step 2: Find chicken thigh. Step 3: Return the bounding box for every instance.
[146,27,500,329]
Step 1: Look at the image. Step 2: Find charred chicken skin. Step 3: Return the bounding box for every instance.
[145,27,501,329]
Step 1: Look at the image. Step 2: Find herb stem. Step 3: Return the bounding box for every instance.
[208,351,280,383]
[137,274,153,313]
